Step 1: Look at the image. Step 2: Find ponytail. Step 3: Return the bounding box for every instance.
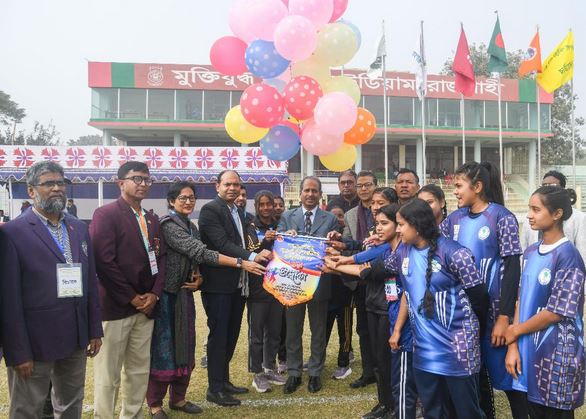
[455,161,503,205]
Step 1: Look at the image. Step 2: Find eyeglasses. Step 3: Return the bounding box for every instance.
[356,182,375,189]
[122,176,153,186]
[33,180,66,188]
[339,180,355,186]
[177,195,196,203]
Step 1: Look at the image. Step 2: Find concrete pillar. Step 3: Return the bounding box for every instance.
[528,140,537,192]
[306,150,315,176]
[355,145,362,172]
[102,129,112,146]
[453,146,459,172]
[399,144,406,168]
[505,147,513,175]
[474,140,481,162]
[416,139,423,184]
[173,133,182,147]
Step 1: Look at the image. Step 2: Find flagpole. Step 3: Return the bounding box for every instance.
[536,78,541,184]
[571,78,576,190]
[382,20,389,186]
[420,20,427,185]
[497,73,504,182]
[461,94,466,164]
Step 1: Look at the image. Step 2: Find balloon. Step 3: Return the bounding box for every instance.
[338,19,361,49]
[240,83,285,128]
[289,0,333,29]
[344,108,377,145]
[329,0,348,22]
[225,105,270,144]
[210,36,248,76]
[291,57,330,86]
[274,15,318,62]
[320,143,357,171]
[283,76,323,120]
[260,125,301,161]
[250,0,288,41]
[229,0,257,43]
[314,92,358,135]
[300,118,343,156]
[264,77,287,93]
[323,76,361,105]
[313,22,358,67]
[281,0,289,6]
[245,40,290,79]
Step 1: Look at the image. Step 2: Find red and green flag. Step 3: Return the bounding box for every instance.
[488,16,508,73]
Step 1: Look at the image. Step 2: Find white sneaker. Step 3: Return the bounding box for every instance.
[264,369,287,385]
[332,366,352,380]
[277,361,287,374]
[252,373,272,393]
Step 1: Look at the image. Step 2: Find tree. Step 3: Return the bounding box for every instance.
[3,121,60,146]
[441,42,584,165]
[67,134,102,146]
[0,90,26,126]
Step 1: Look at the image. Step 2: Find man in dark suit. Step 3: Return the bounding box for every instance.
[0,209,10,222]
[66,199,78,218]
[0,161,103,418]
[90,161,166,418]
[199,170,272,407]
[278,176,338,394]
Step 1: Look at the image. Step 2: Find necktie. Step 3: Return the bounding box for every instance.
[304,211,313,235]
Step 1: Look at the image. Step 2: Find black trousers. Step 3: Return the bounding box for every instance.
[247,299,283,373]
[201,291,245,392]
[356,285,375,378]
[391,351,417,419]
[479,364,528,419]
[367,311,393,408]
[325,303,353,368]
[528,401,574,419]
[277,310,287,362]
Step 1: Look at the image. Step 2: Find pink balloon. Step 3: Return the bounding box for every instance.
[274,15,318,62]
[251,0,288,41]
[289,0,334,28]
[281,0,289,6]
[314,92,358,135]
[301,118,344,156]
[229,0,257,43]
[240,83,285,128]
[283,76,323,120]
[210,36,248,76]
[329,0,348,22]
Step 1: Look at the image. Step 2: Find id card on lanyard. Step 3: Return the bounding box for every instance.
[385,277,399,302]
[132,208,159,276]
[47,221,83,298]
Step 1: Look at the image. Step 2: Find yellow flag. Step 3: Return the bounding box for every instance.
[537,31,574,93]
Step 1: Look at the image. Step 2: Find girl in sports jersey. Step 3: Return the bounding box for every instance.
[416,184,447,226]
[440,161,527,419]
[385,198,487,419]
[505,186,585,419]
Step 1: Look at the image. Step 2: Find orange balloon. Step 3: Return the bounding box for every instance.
[344,108,376,145]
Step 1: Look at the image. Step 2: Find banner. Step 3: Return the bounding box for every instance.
[263,234,327,306]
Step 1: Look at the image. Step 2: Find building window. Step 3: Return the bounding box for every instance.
[464,100,483,129]
[231,91,243,108]
[363,95,385,124]
[147,90,174,120]
[362,142,399,178]
[484,101,500,128]
[119,89,146,120]
[91,88,118,119]
[177,90,203,120]
[437,99,460,127]
[414,98,438,126]
[530,103,551,130]
[507,102,529,129]
[389,97,413,125]
[204,90,230,121]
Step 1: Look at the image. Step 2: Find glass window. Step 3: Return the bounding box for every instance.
[119,89,146,119]
[464,100,483,128]
[389,97,413,125]
[485,101,499,128]
[91,88,118,119]
[361,142,399,179]
[177,90,203,120]
[414,98,438,126]
[231,91,243,108]
[507,102,529,129]
[405,145,417,170]
[364,95,385,124]
[204,90,230,121]
[541,104,550,130]
[438,99,460,127]
[148,90,174,120]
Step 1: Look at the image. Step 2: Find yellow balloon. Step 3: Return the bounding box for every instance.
[319,143,357,172]
[224,105,269,144]
[313,22,358,67]
[292,57,331,87]
[323,76,361,105]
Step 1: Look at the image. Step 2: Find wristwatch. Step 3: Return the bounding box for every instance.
[236,257,243,268]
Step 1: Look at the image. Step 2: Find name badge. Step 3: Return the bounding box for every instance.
[385,278,399,302]
[148,249,159,276]
[57,263,83,298]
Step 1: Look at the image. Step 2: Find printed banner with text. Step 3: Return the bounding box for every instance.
[263,234,327,306]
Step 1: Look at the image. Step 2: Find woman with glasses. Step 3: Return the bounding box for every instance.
[146,181,265,418]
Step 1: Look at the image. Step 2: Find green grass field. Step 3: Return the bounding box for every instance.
[1,295,584,418]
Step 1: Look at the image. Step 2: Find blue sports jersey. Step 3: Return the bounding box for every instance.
[440,202,522,389]
[384,237,483,376]
[513,240,585,410]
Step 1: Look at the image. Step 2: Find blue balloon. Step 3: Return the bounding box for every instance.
[264,77,287,93]
[245,40,290,79]
[260,125,300,162]
[339,19,362,50]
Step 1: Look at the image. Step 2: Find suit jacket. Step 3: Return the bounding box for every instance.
[90,197,167,321]
[199,196,253,294]
[343,206,359,242]
[0,209,103,366]
[277,206,338,301]
[0,215,9,222]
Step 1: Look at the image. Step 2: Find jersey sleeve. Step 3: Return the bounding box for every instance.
[448,246,484,289]
[546,267,585,319]
[496,213,523,257]
[439,217,451,238]
[384,248,401,275]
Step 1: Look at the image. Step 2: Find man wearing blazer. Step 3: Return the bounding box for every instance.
[278,176,338,394]
[198,170,272,407]
[90,161,167,418]
[0,161,103,418]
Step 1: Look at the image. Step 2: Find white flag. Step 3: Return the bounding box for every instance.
[367,23,386,80]
[412,21,427,100]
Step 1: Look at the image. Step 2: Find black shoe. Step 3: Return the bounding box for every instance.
[350,375,377,389]
[224,381,249,394]
[169,401,203,414]
[308,376,322,393]
[205,390,241,407]
[362,404,391,419]
[283,376,302,394]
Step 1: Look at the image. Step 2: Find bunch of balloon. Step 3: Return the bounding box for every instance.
[210,0,371,170]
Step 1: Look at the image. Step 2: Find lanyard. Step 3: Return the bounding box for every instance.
[46,221,68,257]
[132,207,150,252]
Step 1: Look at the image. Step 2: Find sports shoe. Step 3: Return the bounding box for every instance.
[252,373,272,393]
[277,361,287,374]
[332,366,352,380]
[264,369,287,385]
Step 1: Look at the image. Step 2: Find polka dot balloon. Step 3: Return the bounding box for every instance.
[283,76,323,121]
[240,83,285,128]
[245,39,290,79]
[300,118,344,156]
[343,107,377,145]
[260,124,301,161]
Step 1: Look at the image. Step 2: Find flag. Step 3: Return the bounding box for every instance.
[488,16,508,73]
[412,21,427,100]
[367,23,386,79]
[518,30,542,77]
[537,31,574,93]
[453,25,476,97]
